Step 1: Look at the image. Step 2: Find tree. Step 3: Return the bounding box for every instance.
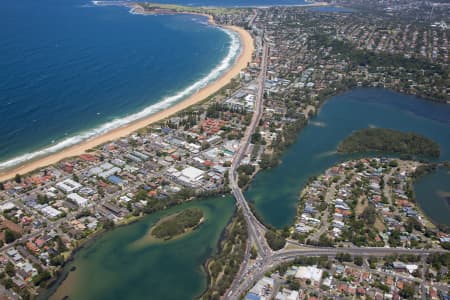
[4,229,18,244]
[250,246,258,259]
[405,217,422,233]
[286,276,300,290]
[354,256,363,266]
[50,255,64,266]
[237,164,255,176]
[399,283,416,299]
[102,219,115,230]
[37,194,49,205]
[389,160,399,168]
[368,257,378,269]
[2,278,14,289]
[441,242,450,250]
[238,174,250,188]
[251,133,261,144]
[32,270,51,286]
[5,262,15,277]
[265,230,286,251]
[361,205,377,225]
[14,174,21,184]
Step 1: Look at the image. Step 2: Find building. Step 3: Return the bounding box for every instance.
[56,179,82,193]
[176,166,205,186]
[67,193,89,207]
[295,265,323,283]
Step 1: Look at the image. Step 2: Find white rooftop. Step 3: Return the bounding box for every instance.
[295,265,323,282]
[180,166,204,182]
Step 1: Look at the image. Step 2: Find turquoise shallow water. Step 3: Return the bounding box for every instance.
[50,196,234,300]
[245,88,450,228]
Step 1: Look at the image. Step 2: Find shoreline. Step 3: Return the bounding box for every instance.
[0,20,254,182]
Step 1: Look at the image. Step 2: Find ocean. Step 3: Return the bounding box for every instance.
[0,0,241,170]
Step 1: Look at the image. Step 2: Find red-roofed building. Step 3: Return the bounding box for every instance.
[203,160,214,167]
[201,118,227,135]
[429,287,438,299]
[26,241,39,254]
[357,287,366,296]
[80,154,98,161]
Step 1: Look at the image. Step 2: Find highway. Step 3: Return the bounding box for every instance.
[227,42,270,299]
[229,41,270,257]
[225,33,450,300]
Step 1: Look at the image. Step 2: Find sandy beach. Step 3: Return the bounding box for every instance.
[0,24,254,182]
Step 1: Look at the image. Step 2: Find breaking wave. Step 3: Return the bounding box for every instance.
[0,18,241,171]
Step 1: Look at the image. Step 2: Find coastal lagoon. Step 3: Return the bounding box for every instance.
[46,88,450,299]
[245,88,450,228]
[415,167,450,227]
[49,196,234,300]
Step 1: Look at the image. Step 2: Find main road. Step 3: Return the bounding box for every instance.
[231,246,449,299]
[225,34,450,300]
[229,41,270,258]
[227,42,271,299]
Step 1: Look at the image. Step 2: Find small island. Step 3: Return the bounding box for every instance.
[151,208,204,240]
[337,128,440,158]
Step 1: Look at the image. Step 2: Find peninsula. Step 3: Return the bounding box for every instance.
[337,128,441,158]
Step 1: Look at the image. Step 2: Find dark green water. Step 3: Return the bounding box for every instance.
[54,196,234,300]
[245,88,450,228]
[52,88,449,300]
[414,168,450,227]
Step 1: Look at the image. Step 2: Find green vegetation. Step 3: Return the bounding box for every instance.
[337,128,440,158]
[237,164,255,188]
[32,270,51,287]
[260,116,307,170]
[399,283,416,299]
[14,174,21,184]
[310,34,449,103]
[138,2,241,17]
[4,229,21,244]
[152,208,203,240]
[427,253,450,270]
[265,230,286,250]
[201,210,247,300]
